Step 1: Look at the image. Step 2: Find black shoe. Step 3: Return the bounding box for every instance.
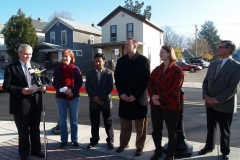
[151,152,162,160]
[72,142,79,147]
[222,155,230,160]
[116,145,129,153]
[164,155,174,160]
[87,142,98,148]
[31,152,45,158]
[135,148,143,156]
[107,143,114,150]
[59,142,68,148]
[199,148,213,155]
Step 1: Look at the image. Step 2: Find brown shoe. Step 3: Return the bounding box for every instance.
[135,148,143,156]
[116,145,129,153]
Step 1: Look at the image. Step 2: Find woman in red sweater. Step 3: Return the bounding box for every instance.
[148,46,184,160]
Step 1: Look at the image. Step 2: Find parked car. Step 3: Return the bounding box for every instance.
[177,62,203,72]
[186,59,208,69]
[0,69,4,90]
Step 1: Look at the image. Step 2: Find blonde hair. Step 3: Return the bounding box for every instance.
[161,46,177,62]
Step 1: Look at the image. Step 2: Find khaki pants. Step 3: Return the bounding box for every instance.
[119,118,148,149]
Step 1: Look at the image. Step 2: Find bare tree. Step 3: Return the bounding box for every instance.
[163,26,189,50]
[188,38,213,60]
[48,10,73,22]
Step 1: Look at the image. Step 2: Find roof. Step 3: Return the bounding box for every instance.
[32,19,48,32]
[42,17,101,36]
[38,42,68,51]
[90,41,144,48]
[98,6,164,32]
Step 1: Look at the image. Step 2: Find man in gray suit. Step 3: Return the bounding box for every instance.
[200,40,240,160]
[85,53,114,149]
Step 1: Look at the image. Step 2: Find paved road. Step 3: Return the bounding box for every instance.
[1,87,240,148]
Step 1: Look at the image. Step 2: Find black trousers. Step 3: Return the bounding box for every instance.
[13,97,42,159]
[205,107,233,155]
[151,105,179,157]
[89,107,114,144]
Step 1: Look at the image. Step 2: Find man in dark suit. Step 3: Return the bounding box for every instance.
[114,38,150,156]
[3,44,45,160]
[200,40,240,160]
[85,53,114,149]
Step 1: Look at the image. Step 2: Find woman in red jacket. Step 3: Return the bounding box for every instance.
[148,46,184,160]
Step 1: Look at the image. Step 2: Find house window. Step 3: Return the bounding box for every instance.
[76,50,82,56]
[50,32,55,44]
[110,25,117,41]
[127,23,133,38]
[56,21,59,26]
[52,52,58,62]
[90,35,94,44]
[61,30,67,45]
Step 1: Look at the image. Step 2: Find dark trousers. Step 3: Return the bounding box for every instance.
[89,107,114,144]
[205,107,233,155]
[13,98,42,159]
[151,105,179,157]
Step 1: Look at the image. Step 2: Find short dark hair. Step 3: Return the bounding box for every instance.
[221,40,236,55]
[127,37,139,47]
[94,53,105,60]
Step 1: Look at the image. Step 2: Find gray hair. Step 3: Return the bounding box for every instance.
[18,44,33,53]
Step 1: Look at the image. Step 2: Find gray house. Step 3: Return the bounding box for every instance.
[38,17,102,71]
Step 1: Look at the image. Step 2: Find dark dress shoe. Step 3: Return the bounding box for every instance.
[31,152,45,158]
[116,145,129,153]
[59,142,68,148]
[107,143,114,149]
[198,148,213,155]
[222,155,230,160]
[72,142,79,147]
[135,148,143,156]
[151,152,162,160]
[164,155,174,160]
[87,142,98,148]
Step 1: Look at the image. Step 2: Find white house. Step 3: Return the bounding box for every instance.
[91,6,164,70]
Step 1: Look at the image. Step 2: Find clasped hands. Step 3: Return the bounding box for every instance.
[151,95,161,105]
[64,88,73,97]
[93,96,104,105]
[120,94,136,102]
[204,95,219,105]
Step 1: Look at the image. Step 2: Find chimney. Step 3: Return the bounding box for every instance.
[38,17,42,22]
[91,23,95,27]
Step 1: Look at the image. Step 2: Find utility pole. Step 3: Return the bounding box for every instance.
[195,25,198,57]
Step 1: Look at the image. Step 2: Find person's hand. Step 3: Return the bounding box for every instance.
[22,88,34,95]
[208,97,219,105]
[93,96,101,103]
[38,86,46,92]
[152,95,159,100]
[120,94,128,101]
[153,99,160,105]
[64,88,72,96]
[126,95,136,102]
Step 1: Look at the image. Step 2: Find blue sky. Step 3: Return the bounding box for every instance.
[1,0,240,47]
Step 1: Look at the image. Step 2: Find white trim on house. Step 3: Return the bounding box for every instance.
[76,50,82,56]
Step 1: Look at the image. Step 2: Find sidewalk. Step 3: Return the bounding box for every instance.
[0,121,240,160]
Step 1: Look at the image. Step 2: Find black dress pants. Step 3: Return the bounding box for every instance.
[205,107,233,155]
[151,105,179,157]
[13,97,42,159]
[89,107,114,144]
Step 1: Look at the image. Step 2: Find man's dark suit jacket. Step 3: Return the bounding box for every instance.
[85,67,114,109]
[3,61,43,115]
[203,57,240,113]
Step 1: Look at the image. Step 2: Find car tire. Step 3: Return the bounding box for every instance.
[190,68,196,72]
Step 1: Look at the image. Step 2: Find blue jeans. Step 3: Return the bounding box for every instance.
[56,97,80,143]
